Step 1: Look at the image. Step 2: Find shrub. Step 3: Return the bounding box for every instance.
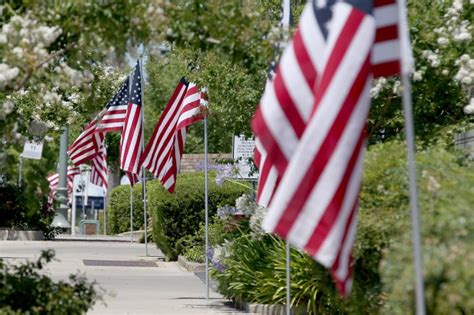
[106,184,144,235]
[149,172,248,260]
[0,250,102,314]
[0,184,59,239]
[380,144,474,314]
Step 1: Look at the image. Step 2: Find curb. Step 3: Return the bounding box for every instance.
[177,255,206,272]
[0,229,44,241]
[233,298,307,315]
[53,235,139,243]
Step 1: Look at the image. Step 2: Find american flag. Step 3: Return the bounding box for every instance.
[253,0,410,295]
[68,118,105,166]
[126,171,140,187]
[47,166,81,207]
[120,61,143,175]
[90,145,108,190]
[96,78,130,132]
[140,79,206,192]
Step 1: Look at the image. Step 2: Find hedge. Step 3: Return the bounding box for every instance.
[106,184,144,235]
[148,172,248,260]
[106,172,248,260]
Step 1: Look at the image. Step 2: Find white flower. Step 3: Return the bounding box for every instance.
[12,47,24,58]
[68,92,81,104]
[2,100,14,114]
[413,71,423,81]
[370,77,387,99]
[442,69,449,76]
[437,37,449,45]
[0,33,7,44]
[463,98,474,114]
[43,91,61,104]
[44,136,54,142]
[392,80,402,96]
[4,67,19,81]
[461,76,472,85]
[2,24,13,35]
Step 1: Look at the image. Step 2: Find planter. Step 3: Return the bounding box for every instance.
[177,255,206,272]
[0,229,44,241]
[233,297,308,315]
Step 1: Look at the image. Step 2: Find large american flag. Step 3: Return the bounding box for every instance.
[120,61,143,175]
[90,145,108,190]
[253,0,410,295]
[68,118,105,166]
[96,79,130,132]
[140,79,206,192]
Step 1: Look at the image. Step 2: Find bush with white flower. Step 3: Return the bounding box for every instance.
[369,0,473,145]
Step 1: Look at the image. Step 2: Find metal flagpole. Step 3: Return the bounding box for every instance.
[139,56,148,257]
[130,185,133,243]
[398,1,425,314]
[18,155,23,187]
[103,188,107,235]
[281,1,291,314]
[204,113,210,300]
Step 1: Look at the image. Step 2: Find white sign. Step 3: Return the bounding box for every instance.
[22,140,43,160]
[232,135,257,179]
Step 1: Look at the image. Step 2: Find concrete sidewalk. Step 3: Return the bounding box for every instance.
[0,240,251,315]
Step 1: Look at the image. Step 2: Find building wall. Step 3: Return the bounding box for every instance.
[180,153,232,173]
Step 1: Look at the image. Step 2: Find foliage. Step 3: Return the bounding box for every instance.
[0,184,59,239]
[148,172,248,260]
[201,141,474,314]
[106,184,144,235]
[368,0,473,145]
[179,216,228,263]
[378,143,474,314]
[0,249,102,314]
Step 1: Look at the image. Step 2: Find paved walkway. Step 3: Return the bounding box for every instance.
[0,239,251,315]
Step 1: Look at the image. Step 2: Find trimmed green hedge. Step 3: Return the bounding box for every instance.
[107,172,248,260]
[148,172,248,260]
[106,184,144,234]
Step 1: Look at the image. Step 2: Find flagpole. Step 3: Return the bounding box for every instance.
[398,1,425,314]
[103,188,107,235]
[130,184,133,243]
[139,56,148,257]
[281,1,291,314]
[204,113,210,300]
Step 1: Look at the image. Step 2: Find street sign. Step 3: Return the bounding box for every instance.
[232,135,257,179]
[22,140,44,160]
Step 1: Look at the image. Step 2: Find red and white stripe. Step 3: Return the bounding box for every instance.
[140,79,206,192]
[90,146,108,190]
[120,103,143,174]
[120,62,143,175]
[140,79,188,187]
[126,171,140,187]
[68,119,105,166]
[253,0,409,296]
[47,166,80,207]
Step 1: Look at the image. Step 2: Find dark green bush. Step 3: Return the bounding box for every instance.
[0,250,102,314]
[148,172,248,260]
[106,184,144,234]
[0,184,58,239]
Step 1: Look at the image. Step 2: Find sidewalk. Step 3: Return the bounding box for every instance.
[0,240,251,315]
